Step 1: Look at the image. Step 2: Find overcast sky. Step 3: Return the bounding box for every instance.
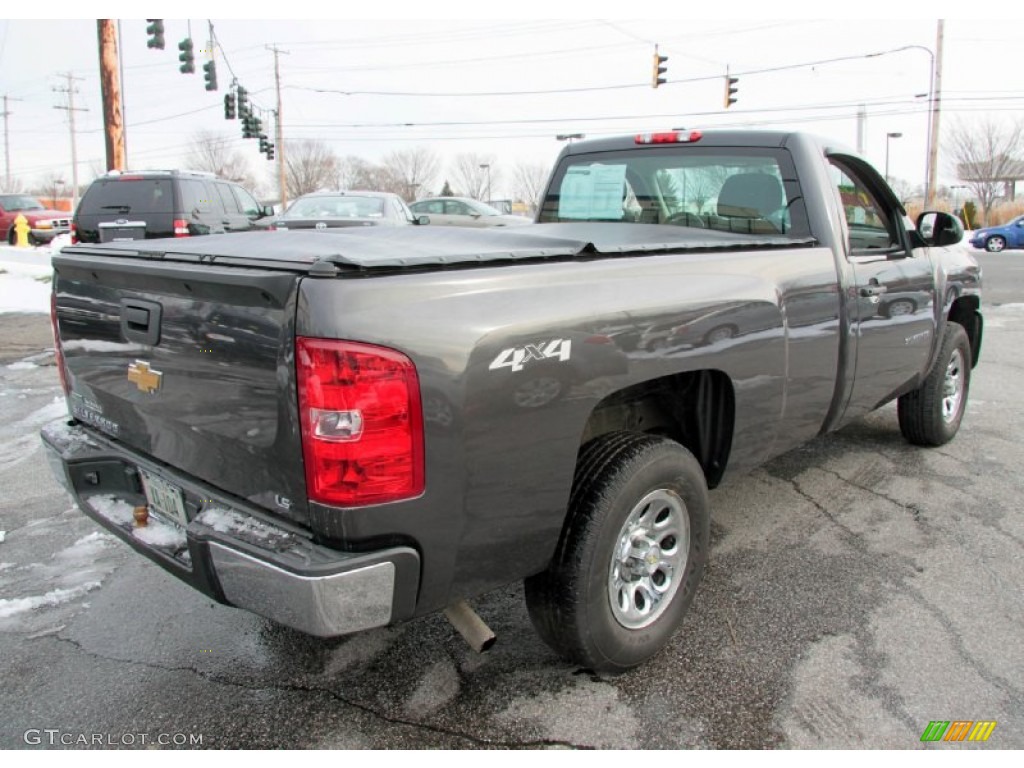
[1,7,1021,199]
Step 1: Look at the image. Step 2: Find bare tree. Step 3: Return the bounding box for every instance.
[33,172,67,205]
[0,176,26,194]
[184,130,257,189]
[946,118,1024,226]
[450,153,498,201]
[284,139,341,198]
[338,155,403,195]
[512,161,549,214]
[382,147,440,201]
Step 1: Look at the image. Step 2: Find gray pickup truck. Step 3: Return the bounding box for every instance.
[42,130,982,672]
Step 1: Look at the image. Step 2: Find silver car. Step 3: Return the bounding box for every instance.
[409,197,532,228]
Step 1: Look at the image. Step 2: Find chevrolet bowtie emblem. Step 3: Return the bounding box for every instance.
[128,360,163,394]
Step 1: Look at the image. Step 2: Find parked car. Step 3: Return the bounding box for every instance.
[72,170,272,244]
[409,197,532,227]
[969,215,1024,252]
[0,194,71,245]
[262,190,424,231]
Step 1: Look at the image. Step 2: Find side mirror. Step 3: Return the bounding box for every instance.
[470,212,482,219]
[415,215,430,226]
[916,211,963,247]
[261,205,275,218]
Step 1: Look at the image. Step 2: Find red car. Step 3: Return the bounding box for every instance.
[0,194,72,245]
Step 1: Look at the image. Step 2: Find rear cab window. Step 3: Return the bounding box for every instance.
[539,145,810,238]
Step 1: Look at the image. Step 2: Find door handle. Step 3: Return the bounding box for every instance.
[859,285,888,297]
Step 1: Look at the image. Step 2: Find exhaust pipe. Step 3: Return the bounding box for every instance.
[443,600,496,653]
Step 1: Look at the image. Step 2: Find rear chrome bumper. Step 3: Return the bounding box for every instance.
[41,418,419,637]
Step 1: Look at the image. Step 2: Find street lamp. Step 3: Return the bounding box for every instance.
[951,184,968,223]
[885,132,903,184]
[479,163,491,203]
[867,44,937,204]
[556,133,584,143]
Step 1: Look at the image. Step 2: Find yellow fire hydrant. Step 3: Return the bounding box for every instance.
[12,214,31,247]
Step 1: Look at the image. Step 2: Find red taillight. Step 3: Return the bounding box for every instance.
[70,222,78,244]
[173,219,190,237]
[635,130,703,144]
[296,338,424,507]
[50,292,69,395]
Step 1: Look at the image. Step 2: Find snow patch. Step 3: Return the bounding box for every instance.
[0,274,52,314]
[0,531,5,543]
[0,582,102,619]
[0,562,15,571]
[131,518,187,549]
[196,507,284,541]
[85,494,136,526]
[6,361,37,371]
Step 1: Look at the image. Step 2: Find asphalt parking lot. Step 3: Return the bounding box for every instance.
[0,251,1021,749]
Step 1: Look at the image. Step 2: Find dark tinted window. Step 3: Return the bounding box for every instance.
[78,179,174,215]
[180,180,215,214]
[215,183,241,214]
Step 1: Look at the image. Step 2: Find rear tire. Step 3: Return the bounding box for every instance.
[524,432,710,672]
[898,323,971,446]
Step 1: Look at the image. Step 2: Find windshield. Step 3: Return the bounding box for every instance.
[285,196,385,219]
[0,195,45,212]
[539,146,809,237]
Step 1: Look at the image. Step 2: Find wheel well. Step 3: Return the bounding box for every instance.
[579,370,735,488]
[948,295,982,368]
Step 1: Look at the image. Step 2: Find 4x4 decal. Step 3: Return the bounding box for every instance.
[489,339,572,372]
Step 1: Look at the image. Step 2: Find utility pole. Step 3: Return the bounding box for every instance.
[267,44,289,208]
[53,72,87,211]
[2,95,23,192]
[856,104,866,155]
[926,20,945,208]
[97,19,126,172]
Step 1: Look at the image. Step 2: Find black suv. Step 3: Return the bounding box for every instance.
[73,170,271,244]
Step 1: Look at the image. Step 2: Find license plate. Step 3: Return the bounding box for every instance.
[139,469,188,528]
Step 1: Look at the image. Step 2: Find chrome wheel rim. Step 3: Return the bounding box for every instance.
[888,300,915,317]
[987,237,1005,252]
[608,489,689,629]
[942,349,965,423]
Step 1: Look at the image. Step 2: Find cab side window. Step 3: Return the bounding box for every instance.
[232,186,262,218]
[828,161,899,253]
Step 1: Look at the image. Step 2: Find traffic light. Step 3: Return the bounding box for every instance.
[236,86,249,117]
[724,73,739,108]
[224,92,236,120]
[265,142,275,161]
[258,135,269,154]
[178,38,195,74]
[651,47,668,89]
[203,61,218,92]
[146,20,165,50]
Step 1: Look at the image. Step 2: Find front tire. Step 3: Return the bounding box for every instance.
[985,236,1006,253]
[524,432,710,672]
[898,323,971,446]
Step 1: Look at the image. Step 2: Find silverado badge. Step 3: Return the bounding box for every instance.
[128,360,163,394]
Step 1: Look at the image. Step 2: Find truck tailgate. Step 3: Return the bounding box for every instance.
[51,252,309,524]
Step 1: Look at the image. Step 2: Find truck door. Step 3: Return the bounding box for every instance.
[829,156,937,421]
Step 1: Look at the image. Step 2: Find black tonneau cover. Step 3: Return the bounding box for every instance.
[58,223,815,274]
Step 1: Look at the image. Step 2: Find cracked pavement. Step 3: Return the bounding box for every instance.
[1,262,1022,749]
